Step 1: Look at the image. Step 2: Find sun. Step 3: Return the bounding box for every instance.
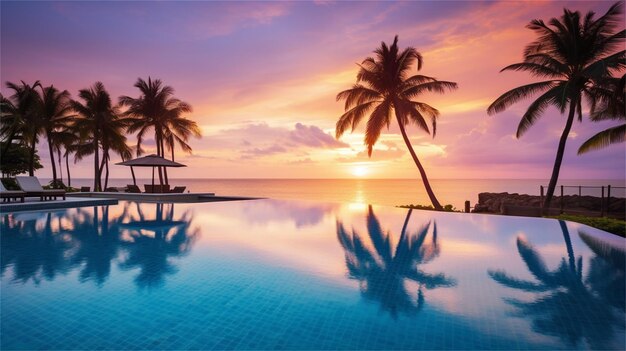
[352,165,368,177]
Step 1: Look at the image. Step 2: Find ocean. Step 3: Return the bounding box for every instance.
[58,178,626,209]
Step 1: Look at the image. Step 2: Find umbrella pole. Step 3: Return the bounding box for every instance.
[152,166,155,190]
[131,166,137,186]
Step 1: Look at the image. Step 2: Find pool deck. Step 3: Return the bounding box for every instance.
[0,193,262,212]
[0,196,119,213]
[70,192,263,203]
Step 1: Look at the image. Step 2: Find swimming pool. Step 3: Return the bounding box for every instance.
[1,200,624,350]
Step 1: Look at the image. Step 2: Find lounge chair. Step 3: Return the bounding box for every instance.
[170,186,186,193]
[0,181,25,203]
[15,176,66,201]
[105,187,119,192]
[80,186,91,192]
[126,185,141,193]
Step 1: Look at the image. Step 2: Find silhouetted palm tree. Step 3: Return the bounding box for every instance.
[337,206,455,317]
[50,124,79,187]
[488,221,625,349]
[163,105,201,162]
[39,85,74,187]
[336,36,457,210]
[487,3,625,210]
[1,81,42,175]
[71,82,128,191]
[578,74,625,154]
[119,77,197,185]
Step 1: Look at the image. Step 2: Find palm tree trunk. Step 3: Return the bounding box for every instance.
[543,99,577,210]
[156,131,164,186]
[57,148,63,185]
[47,134,57,185]
[163,140,169,185]
[99,152,106,183]
[65,152,71,187]
[104,157,110,190]
[28,138,37,176]
[396,115,443,210]
[93,137,100,191]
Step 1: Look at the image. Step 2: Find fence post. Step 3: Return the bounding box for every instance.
[607,185,611,215]
[601,186,605,217]
[578,185,581,196]
[464,201,470,213]
[539,185,543,216]
[560,185,564,214]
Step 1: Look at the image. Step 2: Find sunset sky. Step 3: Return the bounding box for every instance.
[1,1,624,179]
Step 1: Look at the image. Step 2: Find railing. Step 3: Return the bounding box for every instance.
[540,185,626,217]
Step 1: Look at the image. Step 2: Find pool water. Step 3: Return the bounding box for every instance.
[1,200,624,350]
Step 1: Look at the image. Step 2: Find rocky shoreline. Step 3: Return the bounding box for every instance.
[472,192,625,217]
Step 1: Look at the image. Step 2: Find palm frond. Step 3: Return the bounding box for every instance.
[337,84,383,110]
[401,81,458,99]
[517,85,567,138]
[501,62,564,78]
[335,100,380,138]
[488,81,558,115]
[365,100,392,156]
[577,124,625,154]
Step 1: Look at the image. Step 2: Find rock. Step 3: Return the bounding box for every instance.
[471,192,625,216]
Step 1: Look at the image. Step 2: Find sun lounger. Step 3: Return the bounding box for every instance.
[144,184,170,193]
[0,181,25,203]
[15,176,66,201]
[170,186,186,193]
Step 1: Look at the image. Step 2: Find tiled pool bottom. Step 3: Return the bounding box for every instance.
[1,200,624,350]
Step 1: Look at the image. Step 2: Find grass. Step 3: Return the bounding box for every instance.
[547,214,625,237]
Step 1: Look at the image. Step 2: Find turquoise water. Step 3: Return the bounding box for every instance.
[1,200,624,350]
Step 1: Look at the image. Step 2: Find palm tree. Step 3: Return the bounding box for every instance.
[1,81,42,175]
[578,74,625,154]
[71,82,127,192]
[0,93,22,159]
[336,206,455,317]
[38,85,74,187]
[50,124,79,187]
[119,77,198,185]
[336,36,457,210]
[487,3,625,210]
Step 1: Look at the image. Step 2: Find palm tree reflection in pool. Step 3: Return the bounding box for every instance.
[488,221,625,349]
[70,205,130,285]
[336,206,456,317]
[0,211,72,284]
[119,203,199,289]
[0,203,199,289]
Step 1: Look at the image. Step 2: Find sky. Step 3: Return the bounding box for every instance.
[1,0,624,179]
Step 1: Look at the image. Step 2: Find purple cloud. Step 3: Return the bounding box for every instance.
[241,145,288,158]
[289,123,348,148]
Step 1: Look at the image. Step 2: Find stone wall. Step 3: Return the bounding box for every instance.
[472,192,625,215]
